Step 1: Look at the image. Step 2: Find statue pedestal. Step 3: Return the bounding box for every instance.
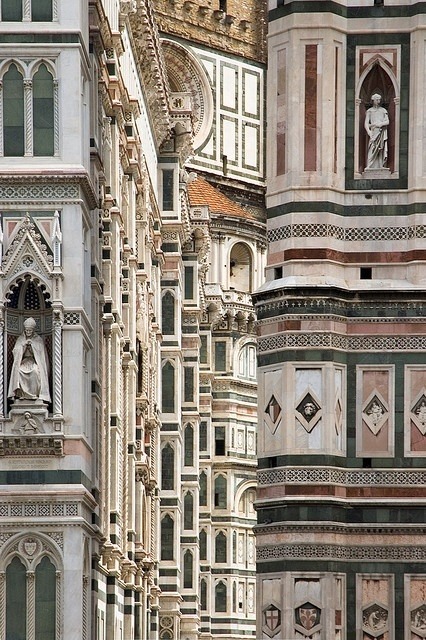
[362,167,391,179]
[9,399,49,434]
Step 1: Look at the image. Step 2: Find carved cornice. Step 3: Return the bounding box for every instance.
[0,172,98,209]
[129,0,171,149]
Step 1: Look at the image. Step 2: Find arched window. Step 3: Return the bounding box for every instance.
[161,444,174,491]
[161,514,174,561]
[183,550,193,589]
[229,243,252,292]
[184,492,194,530]
[199,471,207,507]
[214,475,227,508]
[35,556,56,639]
[215,580,227,612]
[233,581,237,612]
[5,553,58,639]
[32,0,53,21]
[161,361,175,413]
[3,64,24,156]
[162,291,175,335]
[1,0,53,21]
[200,579,207,610]
[238,344,257,380]
[233,531,237,563]
[184,424,194,466]
[199,529,207,561]
[6,557,27,639]
[215,531,227,563]
[33,64,54,156]
[2,0,22,20]
[2,61,57,157]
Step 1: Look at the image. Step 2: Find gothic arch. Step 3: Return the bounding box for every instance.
[229,242,253,292]
[161,39,214,150]
[0,530,63,571]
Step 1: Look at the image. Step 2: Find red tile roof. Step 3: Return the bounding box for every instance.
[187,176,254,219]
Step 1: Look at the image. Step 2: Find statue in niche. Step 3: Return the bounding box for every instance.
[8,317,50,403]
[364,93,389,169]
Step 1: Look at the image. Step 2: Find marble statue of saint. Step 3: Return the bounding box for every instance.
[8,317,50,402]
[364,93,389,169]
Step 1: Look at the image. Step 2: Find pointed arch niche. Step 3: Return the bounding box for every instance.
[354,48,401,179]
[5,276,52,412]
[0,212,64,420]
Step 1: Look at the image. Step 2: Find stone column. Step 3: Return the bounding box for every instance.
[24,80,33,156]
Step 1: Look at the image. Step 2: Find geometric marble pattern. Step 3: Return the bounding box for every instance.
[258,333,426,353]
[257,543,426,562]
[267,223,426,243]
[258,467,426,486]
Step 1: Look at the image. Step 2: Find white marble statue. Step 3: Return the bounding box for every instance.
[8,317,50,402]
[364,93,389,169]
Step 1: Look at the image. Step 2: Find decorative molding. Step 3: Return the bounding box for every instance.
[257,542,426,562]
[258,333,426,353]
[0,436,63,456]
[258,467,426,487]
[267,223,425,243]
[0,502,78,518]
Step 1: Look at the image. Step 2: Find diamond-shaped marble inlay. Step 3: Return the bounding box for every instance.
[412,393,426,435]
[411,603,426,637]
[362,602,388,638]
[295,392,322,433]
[266,395,281,424]
[362,393,388,436]
[335,395,343,435]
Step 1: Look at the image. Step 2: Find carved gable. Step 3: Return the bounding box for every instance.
[2,215,53,284]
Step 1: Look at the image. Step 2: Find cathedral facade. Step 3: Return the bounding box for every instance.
[0,1,265,639]
[256,1,426,639]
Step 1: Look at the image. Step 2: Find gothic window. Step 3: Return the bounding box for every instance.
[215,426,226,456]
[5,554,58,639]
[183,492,194,530]
[1,0,53,21]
[229,243,252,292]
[199,471,207,507]
[183,550,193,589]
[35,556,56,638]
[161,361,175,413]
[1,60,58,156]
[200,579,207,610]
[199,420,207,451]
[215,531,227,563]
[233,531,237,563]
[162,169,175,211]
[161,514,174,561]
[2,0,22,20]
[184,367,194,403]
[199,529,207,561]
[32,0,53,20]
[214,475,227,508]
[184,424,194,466]
[33,64,54,156]
[161,291,175,335]
[238,344,256,380]
[215,580,227,612]
[161,444,174,491]
[3,63,24,156]
[6,557,26,639]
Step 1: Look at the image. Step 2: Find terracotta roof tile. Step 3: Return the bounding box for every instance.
[187,176,254,219]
